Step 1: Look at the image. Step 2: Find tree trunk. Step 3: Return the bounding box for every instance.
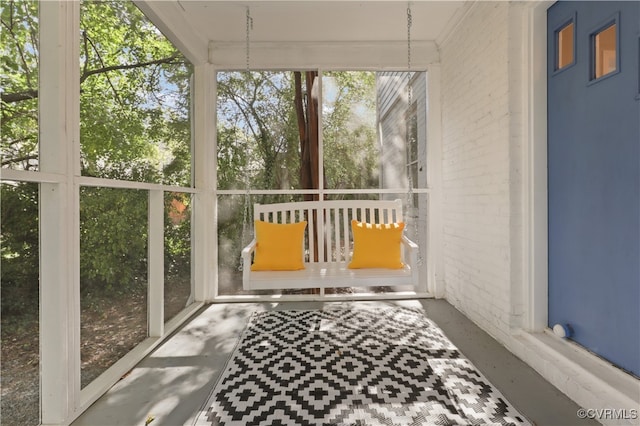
[294,71,327,201]
[294,71,327,264]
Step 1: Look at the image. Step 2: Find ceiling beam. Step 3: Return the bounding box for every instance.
[134,1,209,65]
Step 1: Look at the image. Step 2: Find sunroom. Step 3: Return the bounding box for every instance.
[1,1,638,425]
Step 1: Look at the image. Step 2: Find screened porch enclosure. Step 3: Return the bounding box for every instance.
[1,1,440,424]
[3,1,637,425]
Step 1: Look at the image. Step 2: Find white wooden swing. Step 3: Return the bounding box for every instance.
[241,199,419,290]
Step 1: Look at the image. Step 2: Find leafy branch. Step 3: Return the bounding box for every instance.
[1,54,182,104]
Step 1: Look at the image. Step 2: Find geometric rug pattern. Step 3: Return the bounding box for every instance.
[194,307,531,426]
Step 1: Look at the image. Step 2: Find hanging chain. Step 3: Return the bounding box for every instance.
[238,7,254,272]
[246,7,253,72]
[406,2,422,266]
[407,4,412,73]
[406,3,413,108]
[406,1,414,194]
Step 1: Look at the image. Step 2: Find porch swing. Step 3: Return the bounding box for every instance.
[240,5,421,291]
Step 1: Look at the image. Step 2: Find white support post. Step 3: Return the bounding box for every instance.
[193,63,216,301]
[524,1,552,332]
[426,63,444,297]
[39,1,81,424]
[39,183,73,424]
[148,190,164,337]
[317,71,324,199]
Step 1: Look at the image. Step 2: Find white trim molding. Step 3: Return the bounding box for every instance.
[209,40,439,70]
[134,0,209,65]
[425,63,444,298]
[522,0,551,334]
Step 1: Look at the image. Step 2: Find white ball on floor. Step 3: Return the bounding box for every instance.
[553,323,570,338]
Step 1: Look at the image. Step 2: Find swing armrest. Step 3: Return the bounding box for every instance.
[401,235,419,252]
[241,239,257,263]
[401,235,420,288]
[241,239,257,283]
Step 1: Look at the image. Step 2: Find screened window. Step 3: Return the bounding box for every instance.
[77,0,196,389]
[322,71,379,190]
[164,192,192,323]
[216,71,302,191]
[1,181,40,425]
[1,2,41,423]
[79,186,149,388]
[1,1,39,171]
[80,1,193,185]
[216,70,428,296]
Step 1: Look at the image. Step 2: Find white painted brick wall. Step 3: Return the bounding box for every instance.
[439,1,515,340]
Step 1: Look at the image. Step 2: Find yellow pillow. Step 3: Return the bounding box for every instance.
[348,220,405,269]
[251,220,307,271]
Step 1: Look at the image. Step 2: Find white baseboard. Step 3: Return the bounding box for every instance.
[508,330,639,426]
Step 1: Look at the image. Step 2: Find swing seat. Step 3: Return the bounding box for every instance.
[241,199,420,291]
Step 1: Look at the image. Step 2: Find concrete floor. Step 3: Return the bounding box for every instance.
[72,299,599,426]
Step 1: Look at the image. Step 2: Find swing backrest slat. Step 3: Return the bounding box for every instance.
[252,199,405,264]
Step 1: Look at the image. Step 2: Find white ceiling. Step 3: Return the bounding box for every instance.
[139,1,468,63]
[178,1,466,42]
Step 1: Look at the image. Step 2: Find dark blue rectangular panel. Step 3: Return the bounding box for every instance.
[548,0,639,377]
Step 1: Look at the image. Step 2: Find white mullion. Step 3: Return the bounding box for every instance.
[343,208,350,262]
[317,70,324,200]
[39,1,80,424]
[148,190,164,337]
[194,64,216,302]
[215,188,432,196]
[76,175,196,193]
[318,209,325,262]
[0,169,64,184]
[425,63,443,297]
[216,189,321,196]
[333,209,339,262]
[323,209,330,260]
[308,208,316,261]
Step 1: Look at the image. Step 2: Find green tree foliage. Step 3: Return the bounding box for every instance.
[164,192,191,280]
[1,0,39,170]
[323,71,379,191]
[216,70,378,194]
[79,187,148,296]
[217,71,301,191]
[1,1,193,299]
[79,1,192,185]
[0,182,38,316]
[1,1,381,298]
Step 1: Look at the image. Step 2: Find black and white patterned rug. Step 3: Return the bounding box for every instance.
[194,307,530,425]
